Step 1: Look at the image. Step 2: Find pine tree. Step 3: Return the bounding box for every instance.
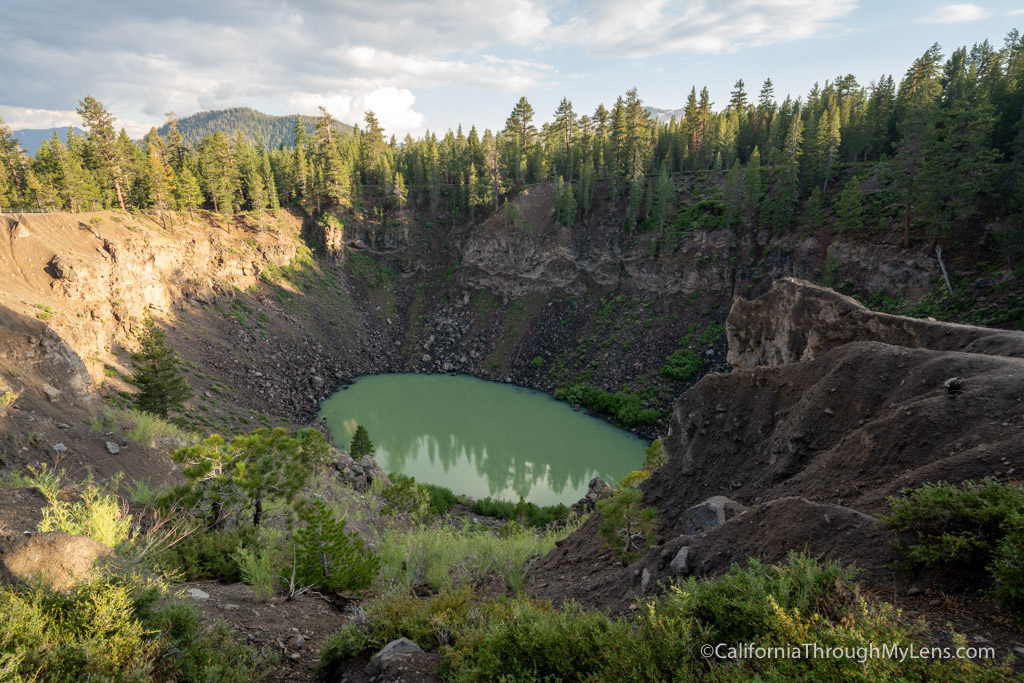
[293,498,378,591]
[349,425,374,458]
[654,161,674,233]
[130,315,191,417]
[77,96,128,211]
[835,179,863,232]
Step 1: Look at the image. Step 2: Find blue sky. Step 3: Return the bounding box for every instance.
[1,1,1022,140]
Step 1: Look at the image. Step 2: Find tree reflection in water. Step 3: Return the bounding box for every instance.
[320,374,646,506]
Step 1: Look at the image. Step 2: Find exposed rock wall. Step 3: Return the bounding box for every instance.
[726,278,1024,369]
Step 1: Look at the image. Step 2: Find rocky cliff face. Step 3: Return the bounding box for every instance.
[726,277,1024,369]
[458,183,936,301]
[530,278,1024,615]
[2,211,301,384]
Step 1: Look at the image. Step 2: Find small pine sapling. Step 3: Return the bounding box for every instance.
[130,314,192,417]
[293,498,379,592]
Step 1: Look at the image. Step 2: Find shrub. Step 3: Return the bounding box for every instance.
[159,526,258,582]
[529,356,544,368]
[469,497,569,527]
[292,498,379,592]
[886,479,1024,611]
[89,406,194,447]
[376,517,583,594]
[318,587,480,675]
[379,476,431,521]
[234,528,283,601]
[0,576,267,682]
[419,481,459,515]
[596,487,657,561]
[617,469,651,490]
[445,599,623,682]
[0,389,19,409]
[644,437,664,471]
[37,472,133,548]
[556,384,661,427]
[660,348,702,381]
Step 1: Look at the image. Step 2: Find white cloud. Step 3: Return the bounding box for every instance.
[2,0,864,135]
[549,0,859,58]
[0,105,78,130]
[1008,8,1024,15]
[0,104,150,137]
[288,87,427,138]
[921,3,989,23]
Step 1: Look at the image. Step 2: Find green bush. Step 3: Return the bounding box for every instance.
[469,497,569,527]
[660,348,703,381]
[596,487,657,561]
[318,587,480,676]
[37,472,133,548]
[323,553,1017,682]
[444,599,623,682]
[887,479,1024,611]
[376,518,583,594]
[529,356,544,368]
[419,481,459,515]
[555,384,661,427]
[379,476,431,521]
[0,576,267,682]
[159,526,258,582]
[644,437,664,471]
[431,553,1015,682]
[234,528,283,601]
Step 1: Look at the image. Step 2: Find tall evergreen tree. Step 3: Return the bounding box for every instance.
[76,96,127,210]
[130,315,192,417]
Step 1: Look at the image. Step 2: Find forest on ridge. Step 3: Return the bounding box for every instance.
[1,30,1023,257]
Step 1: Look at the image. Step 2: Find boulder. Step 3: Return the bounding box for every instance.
[50,255,78,282]
[571,477,612,515]
[0,532,112,591]
[677,496,747,536]
[669,545,690,575]
[366,637,422,676]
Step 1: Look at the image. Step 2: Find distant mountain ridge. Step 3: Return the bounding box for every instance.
[156,107,355,149]
[645,106,685,123]
[12,127,85,155]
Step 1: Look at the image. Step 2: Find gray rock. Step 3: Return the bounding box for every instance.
[42,384,61,402]
[422,353,432,363]
[53,443,67,454]
[678,496,746,535]
[51,255,78,282]
[105,441,120,455]
[366,637,422,676]
[640,567,651,593]
[670,546,690,575]
[187,588,210,601]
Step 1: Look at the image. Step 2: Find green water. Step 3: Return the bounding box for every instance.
[319,374,647,506]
